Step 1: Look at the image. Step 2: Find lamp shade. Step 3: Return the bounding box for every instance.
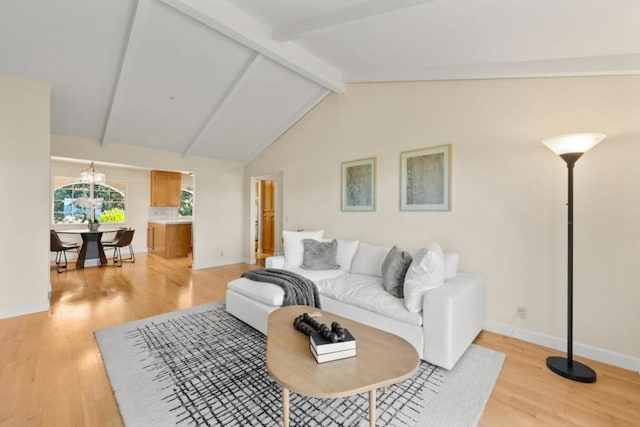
[542,133,606,155]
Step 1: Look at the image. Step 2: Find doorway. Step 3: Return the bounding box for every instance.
[255,179,275,265]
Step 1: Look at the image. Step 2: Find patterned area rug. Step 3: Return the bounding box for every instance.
[95,302,504,426]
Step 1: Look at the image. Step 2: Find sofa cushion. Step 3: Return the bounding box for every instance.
[403,242,445,313]
[336,239,359,272]
[286,267,347,284]
[349,243,390,277]
[381,246,413,298]
[283,230,324,268]
[317,274,423,326]
[227,268,347,307]
[301,239,339,270]
[227,277,284,307]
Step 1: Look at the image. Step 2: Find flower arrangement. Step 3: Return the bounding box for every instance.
[74,197,103,226]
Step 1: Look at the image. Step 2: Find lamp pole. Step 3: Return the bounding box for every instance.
[563,153,580,366]
[545,151,596,383]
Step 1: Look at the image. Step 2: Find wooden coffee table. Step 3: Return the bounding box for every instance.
[266,305,420,427]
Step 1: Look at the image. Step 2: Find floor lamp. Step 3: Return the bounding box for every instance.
[542,133,605,383]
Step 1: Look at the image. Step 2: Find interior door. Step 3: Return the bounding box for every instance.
[261,180,275,255]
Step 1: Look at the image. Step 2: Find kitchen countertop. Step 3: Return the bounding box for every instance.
[148,219,193,224]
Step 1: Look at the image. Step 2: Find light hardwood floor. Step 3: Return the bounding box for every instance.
[1,254,638,426]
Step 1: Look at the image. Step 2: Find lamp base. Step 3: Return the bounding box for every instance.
[546,356,596,383]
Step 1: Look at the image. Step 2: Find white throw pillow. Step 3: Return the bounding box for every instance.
[444,252,459,279]
[336,240,360,272]
[283,230,324,268]
[349,243,391,277]
[408,249,458,279]
[403,242,445,313]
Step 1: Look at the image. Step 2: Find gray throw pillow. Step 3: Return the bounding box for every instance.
[301,239,340,270]
[381,246,413,298]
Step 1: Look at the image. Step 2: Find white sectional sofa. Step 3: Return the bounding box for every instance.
[226,233,485,370]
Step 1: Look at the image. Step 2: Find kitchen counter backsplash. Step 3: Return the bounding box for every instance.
[149,207,192,223]
[149,207,179,221]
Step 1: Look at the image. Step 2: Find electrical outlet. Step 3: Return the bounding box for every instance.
[516,306,527,320]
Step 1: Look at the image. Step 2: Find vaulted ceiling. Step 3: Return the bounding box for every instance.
[1,0,639,165]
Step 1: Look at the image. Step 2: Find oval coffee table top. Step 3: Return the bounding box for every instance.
[266,305,420,398]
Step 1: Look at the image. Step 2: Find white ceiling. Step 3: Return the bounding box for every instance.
[1,0,639,165]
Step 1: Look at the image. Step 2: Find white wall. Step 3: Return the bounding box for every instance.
[0,75,51,318]
[245,76,640,365]
[50,160,151,254]
[51,136,245,270]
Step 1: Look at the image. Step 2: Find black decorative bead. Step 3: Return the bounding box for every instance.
[295,313,350,339]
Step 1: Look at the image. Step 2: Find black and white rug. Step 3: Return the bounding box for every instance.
[95,302,504,426]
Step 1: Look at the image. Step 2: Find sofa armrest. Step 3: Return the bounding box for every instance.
[265,255,285,269]
[422,272,485,369]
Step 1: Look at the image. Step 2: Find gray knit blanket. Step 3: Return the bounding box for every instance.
[241,268,322,308]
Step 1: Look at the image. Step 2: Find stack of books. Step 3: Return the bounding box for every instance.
[309,329,356,363]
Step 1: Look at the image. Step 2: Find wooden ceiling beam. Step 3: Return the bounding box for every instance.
[102,0,152,147]
[182,53,263,158]
[159,0,345,93]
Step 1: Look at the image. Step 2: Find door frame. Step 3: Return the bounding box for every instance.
[258,179,275,255]
[248,172,282,265]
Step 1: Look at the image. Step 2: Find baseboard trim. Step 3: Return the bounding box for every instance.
[50,247,148,261]
[0,302,50,320]
[192,258,246,270]
[484,320,640,373]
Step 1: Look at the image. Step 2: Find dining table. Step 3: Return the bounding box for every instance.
[57,228,119,268]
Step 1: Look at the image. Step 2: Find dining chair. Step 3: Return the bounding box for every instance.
[101,227,129,245]
[50,230,80,273]
[103,229,135,267]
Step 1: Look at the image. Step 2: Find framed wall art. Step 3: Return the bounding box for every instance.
[400,145,451,211]
[342,157,376,211]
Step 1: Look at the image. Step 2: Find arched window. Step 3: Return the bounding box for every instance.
[53,182,126,224]
[179,189,193,217]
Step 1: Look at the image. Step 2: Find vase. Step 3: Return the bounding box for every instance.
[88,222,100,231]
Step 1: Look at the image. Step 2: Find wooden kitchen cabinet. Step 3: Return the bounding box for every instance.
[147,223,166,255]
[150,170,181,207]
[147,222,191,258]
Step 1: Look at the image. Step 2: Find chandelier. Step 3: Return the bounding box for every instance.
[79,162,106,227]
[80,162,106,184]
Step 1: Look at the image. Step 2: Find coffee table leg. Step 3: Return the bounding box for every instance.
[282,386,290,427]
[369,389,376,427]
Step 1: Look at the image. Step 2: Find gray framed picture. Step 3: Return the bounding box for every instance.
[401,145,451,211]
[342,157,376,211]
